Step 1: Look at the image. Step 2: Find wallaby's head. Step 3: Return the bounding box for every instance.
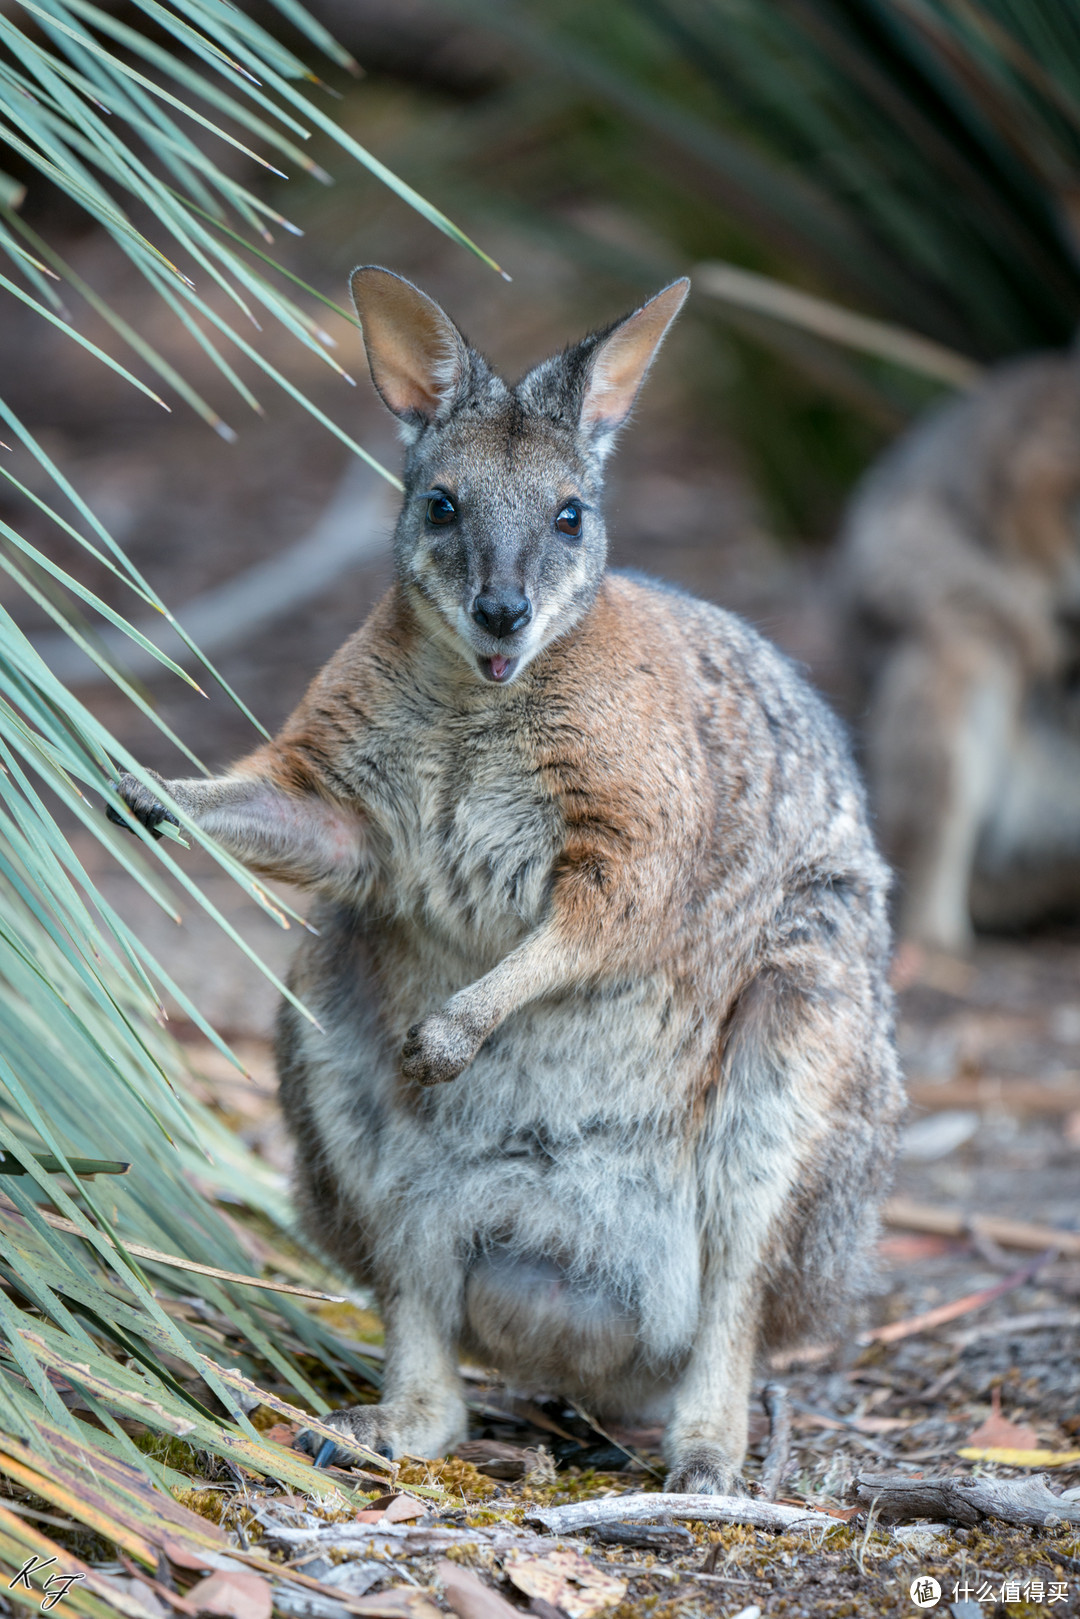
[350,268,689,685]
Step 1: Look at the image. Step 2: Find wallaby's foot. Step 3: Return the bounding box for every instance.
[401,1010,481,1086]
[106,772,179,840]
[664,1443,746,1496]
[295,1398,466,1467]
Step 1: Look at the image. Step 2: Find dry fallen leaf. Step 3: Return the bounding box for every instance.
[382,1494,429,1523]
[352,1589,443,1619]
[261,1423,298,1447]
[794,1412,911,1435]
[186,1570,272,1619]
[505,1548,627,1619]
[437,1562,519,1619]
[962,1387,1039,1451]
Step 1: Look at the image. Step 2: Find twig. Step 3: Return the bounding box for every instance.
[566,1399,663,1477]
[948,1307,1080,1349]
[601,1562,755,1586]
[760,1382,792,1500]
[848,1472,1080,1528]
[906,1077,1080,1115]
[860,1248,1054,1343]
[854,1494,881,1575]
[526,1492,840,1536]
[883,1198,1080,1258]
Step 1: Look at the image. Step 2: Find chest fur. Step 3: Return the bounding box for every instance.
[350,699,563,949]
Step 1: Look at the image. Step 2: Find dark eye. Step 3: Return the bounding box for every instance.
[556,503,582,539]
[427,493,456,525]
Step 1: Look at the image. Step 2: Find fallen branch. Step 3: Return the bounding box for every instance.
[693,261,982,387]
[525,1492,837,1536]
[848,1472,1080,1528]
[883,1198,1080,1259]
[861,1248,1054,1344]
[760,1382,792,1501]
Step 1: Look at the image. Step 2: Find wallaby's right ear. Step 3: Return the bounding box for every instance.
[349,267,468,437]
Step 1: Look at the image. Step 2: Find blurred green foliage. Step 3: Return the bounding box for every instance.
[430,0,1080,531]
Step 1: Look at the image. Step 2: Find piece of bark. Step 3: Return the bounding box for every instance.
[861,1248,1054,1344]
[759,1382,792,1501]
[589,1520,694,1550]
[454,1440,550,1481]
[437,1562,520,1619]
[525,1492,836,1535]
[883,1198,1080,1258]
[848,1472,1080,1527]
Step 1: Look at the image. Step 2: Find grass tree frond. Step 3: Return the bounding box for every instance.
[0,0,466,1510]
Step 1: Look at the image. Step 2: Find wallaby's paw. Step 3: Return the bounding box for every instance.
[401,1011,479,1086]
[295,1400,465,1469]
[295,1406,399,1470]
[664,1444,746,1496]
[106,772,179,841]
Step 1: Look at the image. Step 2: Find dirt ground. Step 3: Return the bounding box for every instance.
[3,63,1080,1617]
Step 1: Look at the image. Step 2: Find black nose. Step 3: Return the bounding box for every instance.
[471,593,532,639]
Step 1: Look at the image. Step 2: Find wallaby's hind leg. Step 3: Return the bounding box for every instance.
[868,637,1020,951]
[666,931,902,1494]
[295,1285,468,1465]
[970,694,1080,928]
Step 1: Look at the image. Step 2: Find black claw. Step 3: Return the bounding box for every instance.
[313,1438,339,1469]
[105,776,179,841]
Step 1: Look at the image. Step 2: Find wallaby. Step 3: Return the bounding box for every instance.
[839,350,1080,953]
[110,269,902,1494]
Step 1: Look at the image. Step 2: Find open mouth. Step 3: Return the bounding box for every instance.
[479,653,517,684]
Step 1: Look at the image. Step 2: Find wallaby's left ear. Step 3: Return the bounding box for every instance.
[580,278,690,444]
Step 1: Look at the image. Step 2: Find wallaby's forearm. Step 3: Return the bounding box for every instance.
[111,754,369,893]
[403,841,672,1084]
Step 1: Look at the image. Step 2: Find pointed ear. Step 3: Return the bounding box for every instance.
[580,278,690,446]
[349,266,468,435]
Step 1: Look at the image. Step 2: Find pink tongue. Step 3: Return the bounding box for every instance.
[490,655,510,681]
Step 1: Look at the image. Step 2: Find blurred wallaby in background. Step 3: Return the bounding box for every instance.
[840,352,1080,953]
[112,270,902,1495]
